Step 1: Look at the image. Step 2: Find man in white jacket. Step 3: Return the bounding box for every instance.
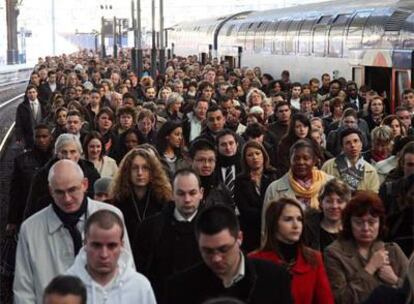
[13,160,133,304]
[67,209,156,304]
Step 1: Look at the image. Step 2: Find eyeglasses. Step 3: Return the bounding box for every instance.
[194,158,216,164]
[200,239,238,257]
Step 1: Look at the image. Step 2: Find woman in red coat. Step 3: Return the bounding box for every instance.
[249,197,334,304]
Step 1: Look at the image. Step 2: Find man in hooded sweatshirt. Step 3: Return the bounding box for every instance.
[67,209,156,304]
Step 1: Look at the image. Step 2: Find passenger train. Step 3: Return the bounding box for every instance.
[168,0,414,110]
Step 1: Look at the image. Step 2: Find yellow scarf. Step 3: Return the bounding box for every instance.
[288,168,327,209]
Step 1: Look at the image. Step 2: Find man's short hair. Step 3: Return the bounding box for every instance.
[34,123,51,132]
[216,129,238,145]
[43,275,86,304]
[67,110,84,121]
[195,204,239,239]
[275,101,290,111]
[243,122,266,139]
[402,88,414,96]
[189,138,216,159]
[173,168,201,189]
[54,133,83,155]
[84,210,124,241]
[339,128,363,146]
[206,104,223,116]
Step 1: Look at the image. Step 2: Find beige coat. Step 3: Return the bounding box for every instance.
[321,157,380,193]
[325,239,408,304]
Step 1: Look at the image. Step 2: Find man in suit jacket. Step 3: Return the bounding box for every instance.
[166,205,293,304]
[38,70,61,102]
[15,85,48,149]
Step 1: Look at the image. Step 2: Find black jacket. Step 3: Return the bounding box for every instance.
[112,190,166,243]
[15,99,48,149]
[23,157,100,219]
[7,148,53,225]
[234,169,277,252]
[166,257,293,304]
[133,204,202,303]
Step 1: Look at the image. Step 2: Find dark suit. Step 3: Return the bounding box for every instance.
[166,256,293,304]
[15,99,48,149]
[38,82,62,102]
[133,204,202,303]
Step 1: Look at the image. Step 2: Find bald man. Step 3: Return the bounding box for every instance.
[13,160,132,304]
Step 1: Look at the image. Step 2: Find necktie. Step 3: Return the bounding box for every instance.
[224,166,235,196]
[31,102,38,120]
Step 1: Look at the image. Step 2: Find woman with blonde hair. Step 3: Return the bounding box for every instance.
[110,148,172,241]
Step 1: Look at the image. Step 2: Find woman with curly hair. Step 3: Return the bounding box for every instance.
[110,148,172,241]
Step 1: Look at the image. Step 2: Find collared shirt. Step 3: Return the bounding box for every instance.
[189,115,203,141]
[223,253,245,288]
[173,208,198,222]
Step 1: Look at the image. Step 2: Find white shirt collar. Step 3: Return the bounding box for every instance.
[223,253,245,288]
[173,207,198,222]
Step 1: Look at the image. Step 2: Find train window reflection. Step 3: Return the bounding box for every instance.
[347,11,371,49]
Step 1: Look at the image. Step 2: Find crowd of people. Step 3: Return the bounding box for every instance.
[3,49,414,304]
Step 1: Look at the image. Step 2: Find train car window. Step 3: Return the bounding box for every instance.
[246,22,261,52]
[363,12,386,47]
[254,21,271,53]
[385,10,411,32]
[312,16,332,56]
[298,18,317,55]
[264,21,280,53]
[236,22,250,47]
[346,11,371,50]
[328,14,351,57]
[402,14,414,48]
[274,19,292,54]
[226,25,236,36]
[286,19,302,54]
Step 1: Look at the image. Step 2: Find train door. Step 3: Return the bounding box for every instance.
[365,66,392,99]
[393,69,411,110]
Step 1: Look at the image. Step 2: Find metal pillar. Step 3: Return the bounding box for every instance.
[150,0,157,78]
[136,0,143,77]
[113,16,118,59]
[101,17,106,58]
[6,0,19,64]
[51,0,56,55]
[159,0,165,73]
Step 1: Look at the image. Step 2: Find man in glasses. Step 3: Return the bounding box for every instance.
[166,204,293,304]
[13,160,132,304]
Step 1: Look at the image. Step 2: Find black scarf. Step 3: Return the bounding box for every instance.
[217,152,240,168]
[52,197,88,256]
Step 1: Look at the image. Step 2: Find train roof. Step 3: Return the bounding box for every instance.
[172,0,414,29]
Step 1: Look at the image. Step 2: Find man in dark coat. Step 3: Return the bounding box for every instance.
[189,139,234,210]
[133,169,203,303]
[15,85,48,149]
[6,124,53,232]
[23,133,100,219]
[265,101,291,151]
[38,70,62,102]
[166,204,292,304]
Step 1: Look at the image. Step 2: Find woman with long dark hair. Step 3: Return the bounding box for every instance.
[250,198,334,304]
[235,140,277,252]
[156,121,186,179]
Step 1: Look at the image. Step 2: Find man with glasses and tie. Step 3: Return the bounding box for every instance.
[13,159,132,304]
[166,204,293,304]
[189,138,234,209]
[15,84,48,149]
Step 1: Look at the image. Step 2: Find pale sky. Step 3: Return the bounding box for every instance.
[0,0,328,65]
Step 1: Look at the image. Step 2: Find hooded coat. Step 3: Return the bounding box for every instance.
[67,248,156,304]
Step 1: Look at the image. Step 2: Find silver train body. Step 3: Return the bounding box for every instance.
[168,0,414,110]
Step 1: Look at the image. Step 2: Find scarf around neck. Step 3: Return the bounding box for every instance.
[52,197,88,256]
[288,168,327,209]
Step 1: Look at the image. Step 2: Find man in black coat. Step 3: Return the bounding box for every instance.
[265,101,291,151]
[133,168,203,303]
[15,85,48,149]
[6,124,53,232]
[166,205,293,304]
[23,133,100,219]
